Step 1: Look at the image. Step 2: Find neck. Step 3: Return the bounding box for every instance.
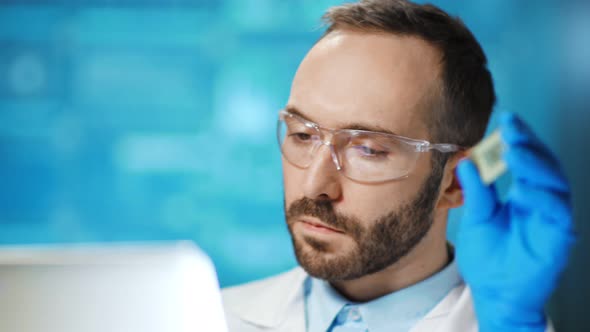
[329,228,450,302]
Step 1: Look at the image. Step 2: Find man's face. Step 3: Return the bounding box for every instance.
[282,30,445,281]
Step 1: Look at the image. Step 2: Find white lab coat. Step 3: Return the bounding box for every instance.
[221,266,555,332]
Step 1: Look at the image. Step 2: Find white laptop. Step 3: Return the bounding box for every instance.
[0,241,228,332]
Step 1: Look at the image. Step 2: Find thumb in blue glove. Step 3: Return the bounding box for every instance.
[455,112,576,332]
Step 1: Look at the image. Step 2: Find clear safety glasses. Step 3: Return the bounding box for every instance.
[277,109,463,183]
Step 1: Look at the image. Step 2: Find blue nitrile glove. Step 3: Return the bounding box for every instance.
[455,113,576,332]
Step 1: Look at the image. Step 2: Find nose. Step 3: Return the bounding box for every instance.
[302,141,343,201]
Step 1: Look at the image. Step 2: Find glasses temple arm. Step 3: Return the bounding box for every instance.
[428,143,466,153]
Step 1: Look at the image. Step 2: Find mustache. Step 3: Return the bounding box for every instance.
[286,197,362,236]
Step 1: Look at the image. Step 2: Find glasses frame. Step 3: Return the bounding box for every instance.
[277,109,464,182]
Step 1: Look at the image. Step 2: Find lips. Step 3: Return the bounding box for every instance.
[299,218,344,233]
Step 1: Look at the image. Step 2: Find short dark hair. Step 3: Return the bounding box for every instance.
[321,0,496,149]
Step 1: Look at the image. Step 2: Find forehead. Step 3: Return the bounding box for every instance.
[288,30,442,139]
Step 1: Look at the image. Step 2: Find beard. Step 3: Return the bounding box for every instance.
[285,166,444,282]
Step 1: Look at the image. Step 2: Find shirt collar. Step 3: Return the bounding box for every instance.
[305,272,349,332]
[305,258,462,332]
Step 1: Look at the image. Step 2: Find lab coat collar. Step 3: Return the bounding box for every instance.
[226,266,308,328]
[225,265,466,329]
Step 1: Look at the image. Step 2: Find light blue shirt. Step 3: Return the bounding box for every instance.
[304,259,462,332]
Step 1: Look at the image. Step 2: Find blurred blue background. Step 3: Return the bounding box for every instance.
[0,0,588,330]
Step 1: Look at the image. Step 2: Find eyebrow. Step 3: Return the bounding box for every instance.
[284,105,400,136]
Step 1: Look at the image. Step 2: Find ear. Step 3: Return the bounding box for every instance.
[436,152,467,210]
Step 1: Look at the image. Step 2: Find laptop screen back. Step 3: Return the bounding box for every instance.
[0,241,228,332]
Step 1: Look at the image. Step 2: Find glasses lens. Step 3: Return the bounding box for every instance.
[339,132,420,182]
[277,114,320,168]
[276,111,422,183]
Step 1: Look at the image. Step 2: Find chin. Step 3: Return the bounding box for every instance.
[293,238,362,281]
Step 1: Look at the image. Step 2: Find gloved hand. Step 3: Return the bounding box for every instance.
[455,112,576,332]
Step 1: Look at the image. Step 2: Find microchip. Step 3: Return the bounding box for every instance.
[469,130,507,185]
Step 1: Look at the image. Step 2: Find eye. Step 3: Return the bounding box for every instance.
[352,145,389,158]
[289,132,313,143]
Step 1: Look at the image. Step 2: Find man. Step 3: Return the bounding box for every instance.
[222,1,575,331]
